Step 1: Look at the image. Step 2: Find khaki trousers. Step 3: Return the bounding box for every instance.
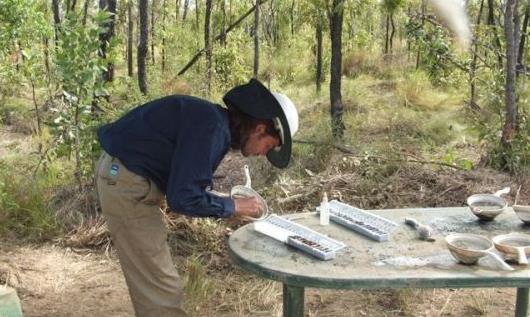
[95,152,188,317]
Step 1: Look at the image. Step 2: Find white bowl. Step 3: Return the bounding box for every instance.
[513,205,530,224]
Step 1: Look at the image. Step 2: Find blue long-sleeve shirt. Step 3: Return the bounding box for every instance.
[97,95,235,218]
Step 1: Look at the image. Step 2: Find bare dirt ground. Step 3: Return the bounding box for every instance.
[0,241,521,317]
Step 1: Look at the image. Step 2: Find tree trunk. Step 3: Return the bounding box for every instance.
[70,0,77,12]
[195,0,200,31]
[416,0,426,69]
[99,0,117,82]
[220,0,226,46]
[316,11,323,93]
[501,0,521,146]
[52,0,61,44]
[175,0,180,22]
[470,0,485,107]
[31,80,41,136]
[229,0,232,24]
[82,0,90,26]
[151,0,157,65]
[138,0,149,94]
[162,0,167,73]
[290,0,295,37]
[487,0,505,67]
[385,14,389,54]
[253,0,260,78]
[127,0,134,77]
[205,0,212,95]
[517,3,529,72]
[178,0,268,76]
[329,0,345,139]
[390,13,395,54]
[182,0,189,22]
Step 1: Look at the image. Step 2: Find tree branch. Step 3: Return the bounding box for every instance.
[177,0,269,76]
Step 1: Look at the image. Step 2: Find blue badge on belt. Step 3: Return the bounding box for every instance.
[110,164,119,176]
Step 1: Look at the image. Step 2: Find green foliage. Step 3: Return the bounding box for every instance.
[0,0,50,54]
[0,161,60,240]
[405,17,458,84]
[381,0,405,14]
[50,11,111,179]
[213,33,252,91]
[477,109,530,174]
[442,148,474,170]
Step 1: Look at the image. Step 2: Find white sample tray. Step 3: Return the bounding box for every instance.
[325,200,398,242]
[253,214,346,260]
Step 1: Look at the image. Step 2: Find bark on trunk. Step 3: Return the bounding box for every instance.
[487,0,505,67]
[138,0,149,94]
[316,11,323,93]
[151,0,157,65]
[517,3,529,72]
[205,0,212,94]
[385,14,389,54]
[470,0,485,107]
[99,0,117,82]
[390,13,395,54]
[253,0,260,78]
[127,0,134,77]
[329,0,345,139]
[182,0,189,22]
[52,0,61,44]
[501,0,521,145]
[175,0,180,22]
[162,0,167,73]
[82,0,90,26]
[220,0,226,46]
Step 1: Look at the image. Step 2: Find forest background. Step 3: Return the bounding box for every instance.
[1,0,530,316]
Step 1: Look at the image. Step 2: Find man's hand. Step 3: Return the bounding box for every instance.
[233,197,264,219]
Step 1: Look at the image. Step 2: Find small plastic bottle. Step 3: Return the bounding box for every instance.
[319,192,330,225]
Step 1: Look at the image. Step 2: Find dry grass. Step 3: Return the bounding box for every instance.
[62,216,111,251]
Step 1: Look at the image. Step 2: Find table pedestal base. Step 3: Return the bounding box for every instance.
[516,288,529,317]
[283,284,304,317]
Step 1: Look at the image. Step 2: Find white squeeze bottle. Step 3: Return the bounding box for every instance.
[320,192,330,225]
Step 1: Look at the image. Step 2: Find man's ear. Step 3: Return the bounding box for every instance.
[254,123,268,134]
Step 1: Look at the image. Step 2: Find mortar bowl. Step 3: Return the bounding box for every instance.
[513,205,530,225]
[445,233,514,270]
[467,194,506,221]
[445,233,492,264]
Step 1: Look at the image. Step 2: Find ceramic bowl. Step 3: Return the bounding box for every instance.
[513,205,530,225]
[466,194,506,221]
[445,233,493,264]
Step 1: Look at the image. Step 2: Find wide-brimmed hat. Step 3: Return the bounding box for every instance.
[223,78,299,168]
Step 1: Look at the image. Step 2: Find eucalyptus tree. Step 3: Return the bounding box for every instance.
[517,2,529,74]
[315,7,324,93]
[205,0,213,94]
[381,0,405,54]
[150,0,157,65]
[182,0,189,22]
[254,0,260,79]
[127,0,134,77]
[161,0,167,72]
[52,0,62,43]
[328,0,345,139]
[501,0,522,146]
[138,0,149,94]
[98,0,117,82]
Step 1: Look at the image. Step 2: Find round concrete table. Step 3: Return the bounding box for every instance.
[228,207,530,317]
